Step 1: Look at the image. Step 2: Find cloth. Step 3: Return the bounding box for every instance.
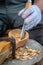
[28,24,43,46]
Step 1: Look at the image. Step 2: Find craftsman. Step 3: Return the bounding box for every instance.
[0,0,43,45]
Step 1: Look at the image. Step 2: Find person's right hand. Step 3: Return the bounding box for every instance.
[18,5,41,30]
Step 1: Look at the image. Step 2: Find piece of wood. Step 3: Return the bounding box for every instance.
[0,41,11,64]
[8,29,29,49]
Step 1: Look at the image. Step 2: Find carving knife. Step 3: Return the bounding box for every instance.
[20,0,32,39]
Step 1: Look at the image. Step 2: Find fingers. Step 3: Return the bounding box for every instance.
[18,8,25,16]
[18,7,34,19]
[24,12,41,30]
[24,17,38,30]
[24,15,39,30]
[21,7,34,18]
[24,11,37,24]
[18,6,34,18]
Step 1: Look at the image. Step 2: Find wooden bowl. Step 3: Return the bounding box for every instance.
[8,29,29,49]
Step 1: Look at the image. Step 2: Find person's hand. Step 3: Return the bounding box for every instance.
[18,5,41,30]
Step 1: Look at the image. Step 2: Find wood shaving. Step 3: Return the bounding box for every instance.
[15,46,40,61]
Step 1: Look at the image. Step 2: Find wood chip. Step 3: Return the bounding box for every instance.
[15,46,40,61]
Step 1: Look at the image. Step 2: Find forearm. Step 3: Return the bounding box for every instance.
[34,0,43,12]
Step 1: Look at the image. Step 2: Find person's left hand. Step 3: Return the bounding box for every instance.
[18,5,41,30]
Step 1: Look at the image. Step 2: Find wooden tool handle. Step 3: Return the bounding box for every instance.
[25,0,32,9]
[25,2,31,9]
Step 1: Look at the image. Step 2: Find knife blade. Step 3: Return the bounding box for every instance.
[20,24,25,39]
